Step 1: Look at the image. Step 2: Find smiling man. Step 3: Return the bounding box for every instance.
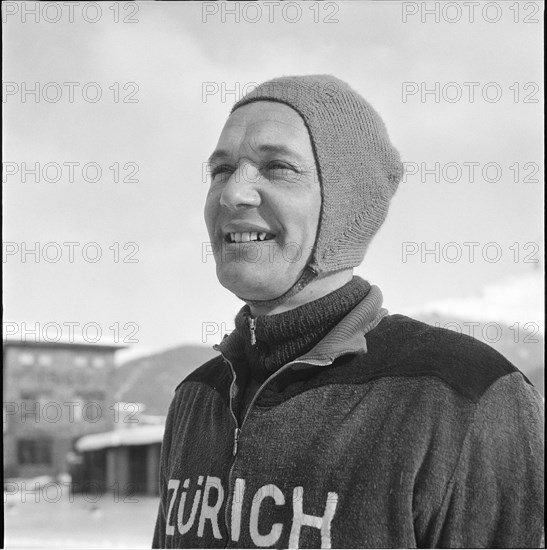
[205,100,326,310]
[153,75,543,549]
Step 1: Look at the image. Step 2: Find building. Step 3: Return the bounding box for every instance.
[74,419,164,496]
[3,340,124,479]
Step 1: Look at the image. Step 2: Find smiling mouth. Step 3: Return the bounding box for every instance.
[225,231,276,243]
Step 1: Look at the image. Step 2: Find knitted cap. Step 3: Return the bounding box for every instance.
[231,74,403,275]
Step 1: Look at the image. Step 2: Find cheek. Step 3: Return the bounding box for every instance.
[303,193,321,239]
[203,192,218,234]
[277,192,321,241]
[311,195,321,231]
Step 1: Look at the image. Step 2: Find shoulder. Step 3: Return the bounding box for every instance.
[358,314,531,402]
[174,354,229,394]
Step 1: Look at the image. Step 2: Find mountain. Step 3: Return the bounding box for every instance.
[113,345,217,415]
[405,272,543,330]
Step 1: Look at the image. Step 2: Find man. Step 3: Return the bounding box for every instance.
[153,75,543,548]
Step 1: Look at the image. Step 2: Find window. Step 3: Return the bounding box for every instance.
[74,355,87,368]
[38,354,52,366]
[20,391,38,401]
[91,356,105,369]
[19,391,51,422]
[18,353,34,366]
[20,391,38,422]
[17,439,53,465]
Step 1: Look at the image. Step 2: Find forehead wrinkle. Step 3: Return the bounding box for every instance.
[229,104,307,138]
[239,118,307,146]
[236,135,309,169]
[209,106,312,167]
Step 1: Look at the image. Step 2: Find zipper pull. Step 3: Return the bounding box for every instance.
[233,428,241,456]
[249,317,256,346]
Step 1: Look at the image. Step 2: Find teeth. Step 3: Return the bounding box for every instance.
[229,231,272,243]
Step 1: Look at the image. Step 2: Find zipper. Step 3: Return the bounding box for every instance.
[249,317,256,346]
[223,356,239,548]
[221,353,334,547]
[239,357,334,429]
[232,428,241,456]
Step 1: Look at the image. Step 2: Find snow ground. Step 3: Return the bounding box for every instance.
[4,488,159,549]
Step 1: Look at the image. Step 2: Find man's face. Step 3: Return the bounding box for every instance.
[204,101,321,301]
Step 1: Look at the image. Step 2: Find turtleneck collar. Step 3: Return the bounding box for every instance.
[216,276,380,383]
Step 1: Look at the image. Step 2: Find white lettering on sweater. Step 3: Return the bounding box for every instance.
[165,476,339,548]
[166,479,180,536]
[198,476,224,538]
[231,478,245,542]
[178,476,203,535]
[249,484,285,546]
[290,488,338,549]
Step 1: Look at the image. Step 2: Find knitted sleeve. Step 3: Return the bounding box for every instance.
[151,391,180,549]
[433,372,544,548]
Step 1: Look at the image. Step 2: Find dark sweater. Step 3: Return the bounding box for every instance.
[222,276,372,423]
[152,281,544,548]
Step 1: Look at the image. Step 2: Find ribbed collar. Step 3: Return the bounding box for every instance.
[215,276,386,383]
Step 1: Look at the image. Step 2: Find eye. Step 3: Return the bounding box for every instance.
[266,161,294,171]
[263,161,300,181]
[210,164,234,182]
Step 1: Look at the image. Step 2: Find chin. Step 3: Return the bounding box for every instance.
[216,263,293,301]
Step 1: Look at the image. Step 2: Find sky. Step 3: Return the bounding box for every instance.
[3,1,544,357]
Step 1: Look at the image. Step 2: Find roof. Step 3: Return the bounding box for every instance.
[3,339,126,352]
[75,425,164,452]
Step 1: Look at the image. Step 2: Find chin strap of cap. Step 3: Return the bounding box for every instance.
[236,265,318,309]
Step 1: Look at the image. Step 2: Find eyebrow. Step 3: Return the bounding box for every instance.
[207,144,305,166]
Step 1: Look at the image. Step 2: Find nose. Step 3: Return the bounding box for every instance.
[219,163,261,210]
